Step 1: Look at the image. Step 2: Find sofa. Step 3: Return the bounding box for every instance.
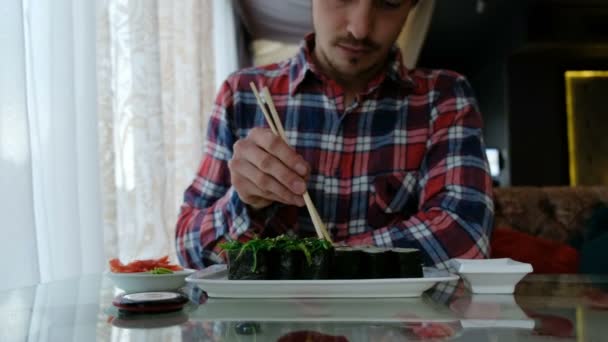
[490,186,608,273]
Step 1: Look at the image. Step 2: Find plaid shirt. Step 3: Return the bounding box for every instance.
[176,35,494,270]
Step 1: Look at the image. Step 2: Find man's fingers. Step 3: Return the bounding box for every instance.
[230,158,304,207]
[254,153,307,195]
[231,170,276,208]
[235,135,308,196]
[250,128,310,178]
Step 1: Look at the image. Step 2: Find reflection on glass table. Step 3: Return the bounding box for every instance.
[1,274,608,341]
[186,291,463,341]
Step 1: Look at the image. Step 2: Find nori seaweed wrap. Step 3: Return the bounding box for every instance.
[389,248,423,278]
[268,236,305,280]
[298,238,333,280]
[360,247,392,279]
[219,237,423,281]
[331,246,364,279]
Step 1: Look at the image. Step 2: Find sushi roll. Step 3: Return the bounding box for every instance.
[360,247,393,279]
[220,239,271,280]
[298,238,333,280]
[268,235,305,280]
[389,248,423,278]
[331,246,364,279]
[269,249,303,280]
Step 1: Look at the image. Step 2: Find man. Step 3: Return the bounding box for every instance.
[176,0,494,270]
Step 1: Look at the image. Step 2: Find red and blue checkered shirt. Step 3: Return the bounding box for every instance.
[176,35,494,270]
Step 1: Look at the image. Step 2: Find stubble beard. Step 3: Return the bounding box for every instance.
[319,44,384,88]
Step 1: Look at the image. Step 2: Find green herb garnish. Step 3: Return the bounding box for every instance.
[148,267,174,274]
[303,237,332,251]
[220,238,273,272]
[219,240,243,252]
[218,235,332,271]
[272,235,316,265]
[238,238,275,271]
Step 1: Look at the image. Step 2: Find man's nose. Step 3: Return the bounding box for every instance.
[346,2,374,40]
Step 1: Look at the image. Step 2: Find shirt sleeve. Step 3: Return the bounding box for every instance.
[174,80,276,269]
[346,74,495,269]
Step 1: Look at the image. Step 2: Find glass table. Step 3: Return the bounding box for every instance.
[1,273,607,341]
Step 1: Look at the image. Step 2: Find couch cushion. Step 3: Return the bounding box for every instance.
[490,226,580,274]
[493,186,608,243]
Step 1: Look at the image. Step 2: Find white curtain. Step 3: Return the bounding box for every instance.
[213,0,240,91]
[97,0,234,263]
[0,0,103,291]
[1,0,38,292]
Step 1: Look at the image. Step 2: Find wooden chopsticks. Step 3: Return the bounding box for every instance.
[249,82,333,243]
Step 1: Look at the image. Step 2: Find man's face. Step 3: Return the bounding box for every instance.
[312,0,415,82]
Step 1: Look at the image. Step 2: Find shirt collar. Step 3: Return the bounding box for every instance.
[289,33,416,96]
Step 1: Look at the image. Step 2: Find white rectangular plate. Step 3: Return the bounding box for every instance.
[186,265,459,298]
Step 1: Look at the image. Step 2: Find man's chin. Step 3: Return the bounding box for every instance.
[323,52,379,82]
[332,65,372,81]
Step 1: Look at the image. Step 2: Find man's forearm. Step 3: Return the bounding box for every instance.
[345,196,493,269]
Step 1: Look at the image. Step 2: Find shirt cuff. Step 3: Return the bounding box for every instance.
[228,189,278,237]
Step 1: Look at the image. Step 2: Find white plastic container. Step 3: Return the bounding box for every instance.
[449,258,533,294]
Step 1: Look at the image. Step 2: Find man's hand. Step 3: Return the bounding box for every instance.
[228,128,310,210]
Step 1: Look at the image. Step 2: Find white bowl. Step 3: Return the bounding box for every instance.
[449,258,533,294]
[106,269,196,293]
